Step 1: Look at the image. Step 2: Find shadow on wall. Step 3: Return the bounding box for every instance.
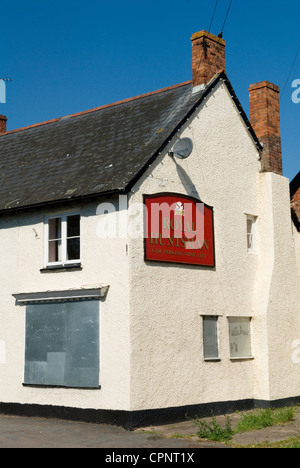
[172,157,202,201]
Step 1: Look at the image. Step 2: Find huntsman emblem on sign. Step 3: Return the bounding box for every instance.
[144,193,215,267]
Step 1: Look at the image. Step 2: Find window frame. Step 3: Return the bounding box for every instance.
[202,315,221,361]
[228,316,254,360]
[246,215,257,253]
[44,212,81,267]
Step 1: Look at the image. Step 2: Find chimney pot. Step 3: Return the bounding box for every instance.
[191,30,226,87]
[0,115,7,135]
[249,82,282,175]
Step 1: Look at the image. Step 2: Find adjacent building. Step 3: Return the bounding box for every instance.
[291,171,300,229]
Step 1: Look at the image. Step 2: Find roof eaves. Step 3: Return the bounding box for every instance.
[0,188,122,216]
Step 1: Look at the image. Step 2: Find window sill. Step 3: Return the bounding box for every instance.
[40,263,82,273]
[23,383,101,390]
[230,356,254,361]
[204,358,221,362]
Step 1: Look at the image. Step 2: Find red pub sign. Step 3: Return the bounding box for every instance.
[144,193,215,267]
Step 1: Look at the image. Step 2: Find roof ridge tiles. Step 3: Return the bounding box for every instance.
[5,81,193,136]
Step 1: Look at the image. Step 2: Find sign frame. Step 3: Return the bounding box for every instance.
[143,192,215,268]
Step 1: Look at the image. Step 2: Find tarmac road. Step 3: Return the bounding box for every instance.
[0,414,224,449]
[2,408,299,448]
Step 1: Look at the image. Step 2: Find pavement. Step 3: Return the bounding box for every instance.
[0,407,299,448]
[0,414,223,449]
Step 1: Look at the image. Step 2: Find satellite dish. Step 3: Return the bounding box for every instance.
[173,138,193,159]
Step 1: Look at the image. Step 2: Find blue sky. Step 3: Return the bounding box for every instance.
[1,0,299,181]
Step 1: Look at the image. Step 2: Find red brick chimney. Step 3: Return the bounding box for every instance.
[0,115,7,135]
[191,31,226,87]
[249,82,282,175]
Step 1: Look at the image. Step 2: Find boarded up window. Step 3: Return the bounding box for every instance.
[228,317,252,359]
[24,301,99,388]
[203,316,219,359]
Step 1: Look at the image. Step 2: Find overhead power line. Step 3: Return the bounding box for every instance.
[209,0,219,33]
[281,45,300,100]
[219,0,233,37]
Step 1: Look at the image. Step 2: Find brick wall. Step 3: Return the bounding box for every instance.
[0,115,7,135]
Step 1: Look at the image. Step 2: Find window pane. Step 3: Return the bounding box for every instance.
[247,233,254,251]
[247,218,253,235]
[65,301,99,388]
[229,317,252,358]
[24,301,99,388]
[67,215,80,238]
[247,217,255,251]
[49,218,62,240]
[48,240,62,263]
[24,304,67,386]
[203,316,219,359]
[67,238,80,260]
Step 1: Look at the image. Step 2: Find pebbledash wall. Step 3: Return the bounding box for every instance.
[128,80,300,416]
[0,201,132,414]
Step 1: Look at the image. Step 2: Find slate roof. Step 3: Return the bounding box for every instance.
[0,72,260,213]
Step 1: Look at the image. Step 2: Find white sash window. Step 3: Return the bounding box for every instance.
[45,213,80,266]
